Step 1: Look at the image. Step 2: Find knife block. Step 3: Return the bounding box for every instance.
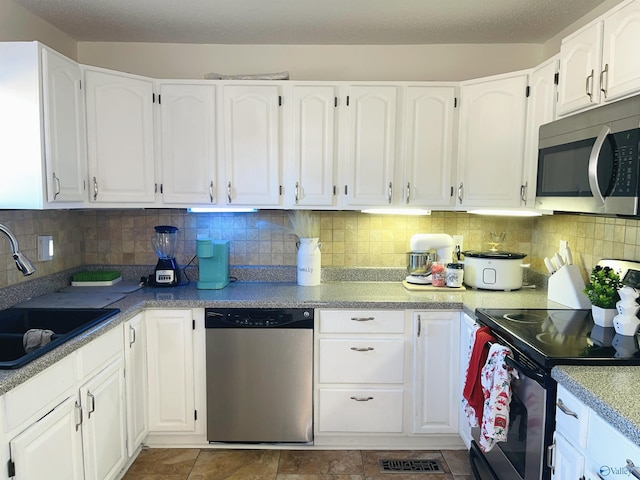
[547,264,591,309]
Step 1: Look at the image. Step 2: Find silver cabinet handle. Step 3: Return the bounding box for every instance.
[295,181,300,204]
[350,317,374,322]
[546,443,555,474]
[350,396,374,402]
[209,180,215,203]
[600,63,609,98]
[457,182,464,204]
[129,325,136,347]
[350,347,374,351]
[87,391,95,418]
[556,398,578,418]
[588,125,610,208]
[53,173,61,199]
[387,182,393,204]
[92,176,98,200]
[227,181,232,204]
[627,460,640,480]
[75,401,82,431]
[405,182,411,204]
[586,69,595,100]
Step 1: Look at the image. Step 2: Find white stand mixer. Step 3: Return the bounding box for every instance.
[406,234,454,284]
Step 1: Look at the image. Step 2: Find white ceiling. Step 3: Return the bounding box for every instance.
[14,0,608,45]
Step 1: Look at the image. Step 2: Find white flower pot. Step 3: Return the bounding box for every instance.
[591,305,617,328]
[297,237,321,286]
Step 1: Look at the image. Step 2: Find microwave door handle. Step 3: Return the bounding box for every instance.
[588,125,611,207]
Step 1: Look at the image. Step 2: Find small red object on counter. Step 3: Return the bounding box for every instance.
[431,261,446,287]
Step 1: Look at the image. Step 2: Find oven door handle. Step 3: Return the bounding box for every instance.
[505,355,546,384]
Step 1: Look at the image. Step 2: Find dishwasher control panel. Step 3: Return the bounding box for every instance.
[205,308,313,328]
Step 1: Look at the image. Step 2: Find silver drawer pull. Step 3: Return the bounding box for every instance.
[350,396,374,402]
[557,399,578,419]
[350,347,374,352]
[350,317,374,322]
[627,459,640,479]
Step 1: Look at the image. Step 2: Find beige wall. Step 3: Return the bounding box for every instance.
[0,0,76,58]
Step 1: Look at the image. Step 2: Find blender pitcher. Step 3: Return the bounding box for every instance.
[151,225,180,286]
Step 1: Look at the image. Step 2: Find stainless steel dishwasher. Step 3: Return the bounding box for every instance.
[205,307,314,443]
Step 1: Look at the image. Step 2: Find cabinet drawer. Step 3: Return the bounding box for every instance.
[587,409,640,473]
[78,326,123,379]
[319,310,404,334]
[555,385,589,449]
[318,339,404,384]
[4,353,77,434]
[317,388,404,433]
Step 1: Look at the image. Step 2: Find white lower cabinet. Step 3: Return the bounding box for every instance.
[145,309,206,443]
[413,311,460,434]
[123,313,148,457]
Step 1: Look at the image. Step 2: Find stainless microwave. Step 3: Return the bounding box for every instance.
[536,95,640,216]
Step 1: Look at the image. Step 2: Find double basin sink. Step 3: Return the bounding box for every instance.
[0,308,120,369]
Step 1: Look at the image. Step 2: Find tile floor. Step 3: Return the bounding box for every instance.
[122,448,473,480]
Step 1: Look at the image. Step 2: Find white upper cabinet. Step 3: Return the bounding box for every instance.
[222,83,282,206]
[84,67,156,204]
[558,0,640,116]
[522,56,559,207]
[158,82,218,205]
[0,42,86,209]
[401,85,456,208]
[457,71,529,209]
[342,85,398,207]
[601,0,640,102]
[42,47,87,203]
[287,84,338,207]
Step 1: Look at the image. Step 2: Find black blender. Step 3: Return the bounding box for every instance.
[151,225,180,286]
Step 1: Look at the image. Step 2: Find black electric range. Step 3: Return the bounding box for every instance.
[475,308,640,370]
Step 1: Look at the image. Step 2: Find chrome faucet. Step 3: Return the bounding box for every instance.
[0,223,35,276]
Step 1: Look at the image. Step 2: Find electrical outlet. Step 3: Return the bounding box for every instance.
[453,235,464,253]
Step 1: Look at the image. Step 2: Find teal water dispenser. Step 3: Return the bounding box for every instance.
[196,239,230,289]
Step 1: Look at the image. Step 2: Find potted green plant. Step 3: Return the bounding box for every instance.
[583,265,623,327]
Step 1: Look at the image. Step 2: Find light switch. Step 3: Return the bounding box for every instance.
[37,235,53,261]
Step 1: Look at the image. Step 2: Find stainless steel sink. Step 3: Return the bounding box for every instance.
[0,308,120,369]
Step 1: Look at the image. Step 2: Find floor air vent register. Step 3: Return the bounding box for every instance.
[378,459,444,473]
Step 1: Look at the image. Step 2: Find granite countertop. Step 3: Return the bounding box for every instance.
[552,365,640,447]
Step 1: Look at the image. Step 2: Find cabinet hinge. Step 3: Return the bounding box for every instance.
[333,185,337,196]
[525,85,531,97]
[160,184,164,194]
[344,185,348,195]
[79,79,82,90]
[454,97,458,108]
[334,97,338,107]
[278,95,282,106]
[7,459,15,478]
[192,319,196,330]
[152,93,156,103]
[450,186,454,197]
[554,72,559,85]
[195,410,198,421]
[346,95,350,106]
[279,185,283,195]
[158,94,161,105]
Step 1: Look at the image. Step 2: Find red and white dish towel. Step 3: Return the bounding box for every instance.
[462,324,518,452]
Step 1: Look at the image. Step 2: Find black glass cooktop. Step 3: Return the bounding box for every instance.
[475,308,640,369]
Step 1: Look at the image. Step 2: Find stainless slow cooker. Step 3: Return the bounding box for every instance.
[462,251,529,291]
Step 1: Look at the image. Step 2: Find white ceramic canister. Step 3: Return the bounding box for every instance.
[297,237,321,286]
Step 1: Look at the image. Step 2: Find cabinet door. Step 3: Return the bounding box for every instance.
[159,83,217,204]
[457,72,528,208]
[552,432,585,480]
[289,85,338,207]
[402,86,456,207]
[41,47,86,203]
[557,21,603,116]
[146,310,196,432]
[601,0,640,102]
[85,68,156,203]
[223,84,282,206]
[458,313,475,448]
[343,85,397,207]
[124,313,148,456]
[413,311,460,434]
[9,396,84,480]
[80,358,127,480]
[522,57,558,207]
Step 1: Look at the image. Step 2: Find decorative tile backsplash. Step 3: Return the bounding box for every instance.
[0,208,637,289]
